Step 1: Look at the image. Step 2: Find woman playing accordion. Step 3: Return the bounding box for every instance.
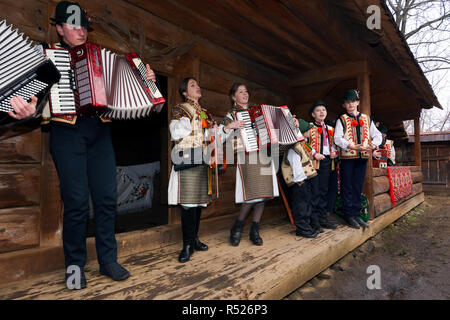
[221,83,281,247]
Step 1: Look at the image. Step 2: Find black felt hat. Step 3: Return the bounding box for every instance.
[343,89,360,102]
[50,1,92,27]
[309,100,328,117]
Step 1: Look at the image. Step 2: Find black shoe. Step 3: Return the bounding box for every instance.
[344,216,361,229]
[194,238,208,251]
[99,262,130,281]
[65,266,87,290]
[311,224,324,233]
[178,244,194,263]
[296,228,319,238]
[230,220,245,246]
[249,222,263,246]
[355,217,369,229]
[320,219,337,230]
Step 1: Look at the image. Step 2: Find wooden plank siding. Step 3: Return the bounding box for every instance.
[397,142,449,191]
[0,128,42,253]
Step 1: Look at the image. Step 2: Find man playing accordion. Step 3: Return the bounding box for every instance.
[8,1,158,290]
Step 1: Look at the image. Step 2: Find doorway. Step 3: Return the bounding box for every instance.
[87,74,169,236]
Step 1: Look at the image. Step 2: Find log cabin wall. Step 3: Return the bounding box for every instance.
[0,128,42,253]
[0,0,292,252]
[372,166,423,218]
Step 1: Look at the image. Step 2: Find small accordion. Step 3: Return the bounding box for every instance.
[373,149,388,168]
[235,104,303,153]
[0,20,60,123]
[45,42,165,119]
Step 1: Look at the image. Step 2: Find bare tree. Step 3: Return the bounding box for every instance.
[387,0,450,132]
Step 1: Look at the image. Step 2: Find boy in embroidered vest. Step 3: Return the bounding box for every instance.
[334,90,382,229]
[282,118,324,238]
[307,100,338,232]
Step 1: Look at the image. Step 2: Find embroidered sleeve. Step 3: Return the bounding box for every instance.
[171,105,190,121]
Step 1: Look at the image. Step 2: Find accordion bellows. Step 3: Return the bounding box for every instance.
[0,20,60,118]
[101,49,165,119]
[236,104,304,153]
[46,42,165,120]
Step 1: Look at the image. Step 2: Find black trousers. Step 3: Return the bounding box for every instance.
[310,157,332,225]
[327,166,338,214]
[289,180,313,232]
[181,206,202,245]
[340,159,368,217]
[50,117,118,268]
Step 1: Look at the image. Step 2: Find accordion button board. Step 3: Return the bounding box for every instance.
[0,20,60,122]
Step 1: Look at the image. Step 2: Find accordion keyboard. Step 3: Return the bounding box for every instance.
[236,110,258,153]
[46,49,76,115]
[0,20,60,117]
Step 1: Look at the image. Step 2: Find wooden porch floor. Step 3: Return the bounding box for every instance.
[0,193,424,300]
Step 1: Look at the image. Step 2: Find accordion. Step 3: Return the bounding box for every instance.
[0,20,60,124]
[235,104,303,153]
[373,149,388,168]
[45,42,165,119]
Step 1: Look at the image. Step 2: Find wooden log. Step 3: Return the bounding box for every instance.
[0,165,40,209]
[292,61,369,87]
[0,128,41,163]
[374,193,392,217]
[199,62,289,106]
[0,206,40,254]
[39,132,63,246]
[373,166,421,177]
[374,182,423,217]
[0,0,48,42]
[414,116,422,167]
[373,171,422,196]
[411,171,423,183]
[373,176,390,195]
[373,168,387,177]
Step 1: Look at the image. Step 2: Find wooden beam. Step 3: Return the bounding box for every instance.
[358,72,375,220]
[414,116,422,167]
[283,0,424,116]
[291,61,369,87]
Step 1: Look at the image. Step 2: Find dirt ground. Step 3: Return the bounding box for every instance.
[285,194,450,300]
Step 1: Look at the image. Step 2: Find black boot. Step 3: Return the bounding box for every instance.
[230,220,245,246]
[194,238,208,251]
[178,243,194,263]
[320,217,337,230]
[344,216,361,229]
[355,217,369,229]
[249,221,263,246]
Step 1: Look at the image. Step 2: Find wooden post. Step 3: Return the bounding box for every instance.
[358,71,375,220]
[414,116,422,167]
